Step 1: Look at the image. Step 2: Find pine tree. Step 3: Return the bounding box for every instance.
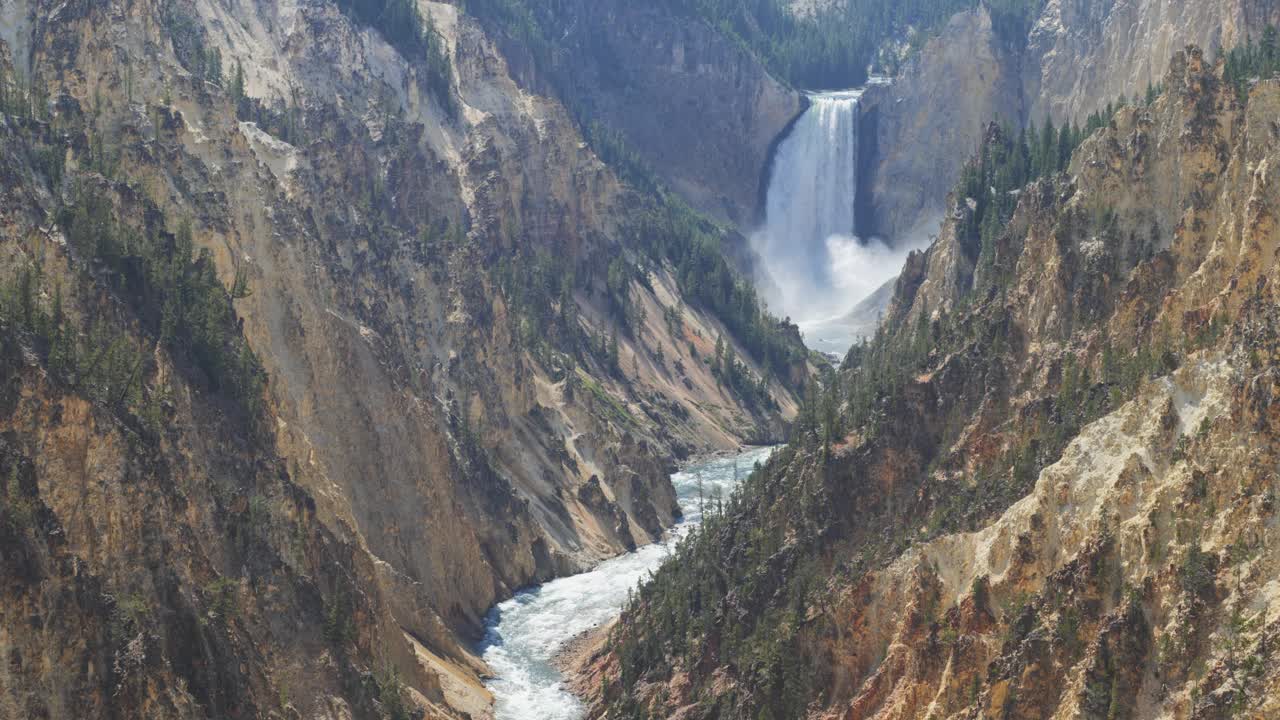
[17,264,35,328]
[1027,119,1041,176]
[1041,118,1057,174]
[1057,122,1073,172]
[48,282,74,376]
[229,62,246,118]
[558,274,575,336]
[206,47,223,85]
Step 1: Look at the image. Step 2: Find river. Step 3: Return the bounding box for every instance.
[477,446,775,720]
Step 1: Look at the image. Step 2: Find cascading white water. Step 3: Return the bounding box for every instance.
[756,89,863,304]
[754,85,921,354]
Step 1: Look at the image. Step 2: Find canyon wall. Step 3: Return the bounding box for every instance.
[1026,0,1280,123]
[861,0,1280,244]
[479,0,805,229]
[858,6,1022,246]
[0,0,808,716]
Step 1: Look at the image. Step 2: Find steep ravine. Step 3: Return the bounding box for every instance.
[10,0,1280,718]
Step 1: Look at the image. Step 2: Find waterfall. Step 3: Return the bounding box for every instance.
[753,86,916,353]
[758,90,862,292]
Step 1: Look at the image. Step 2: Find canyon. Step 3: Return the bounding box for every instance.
[4,0,1280,719]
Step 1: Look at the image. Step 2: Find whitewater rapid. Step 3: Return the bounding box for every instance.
[479,446,775,720]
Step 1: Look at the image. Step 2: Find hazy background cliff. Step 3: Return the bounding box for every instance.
[860,0,1280,246]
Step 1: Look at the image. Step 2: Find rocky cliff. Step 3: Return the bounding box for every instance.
[470,0,805,230]
[586,47,1280,720]
[0,0,808,717]
[858,6,1023,246]
[859,0,1280,245]
[1025,0,1280,123]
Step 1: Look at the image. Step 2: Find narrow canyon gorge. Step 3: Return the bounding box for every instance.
[3,1,1280,719]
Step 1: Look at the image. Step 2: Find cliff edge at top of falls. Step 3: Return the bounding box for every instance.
[0,0,812,717]
[582,45,1280,719]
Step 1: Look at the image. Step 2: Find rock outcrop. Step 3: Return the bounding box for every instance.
[859,6,1023,244]
[1025,0,1280,123]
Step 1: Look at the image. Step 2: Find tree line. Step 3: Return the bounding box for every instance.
[462,0,1049,92]
[1224,26,1280,102]
[664,0,1049,89]
[955,95,1131,294]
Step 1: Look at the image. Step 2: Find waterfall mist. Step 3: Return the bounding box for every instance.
[752,88,918,352]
